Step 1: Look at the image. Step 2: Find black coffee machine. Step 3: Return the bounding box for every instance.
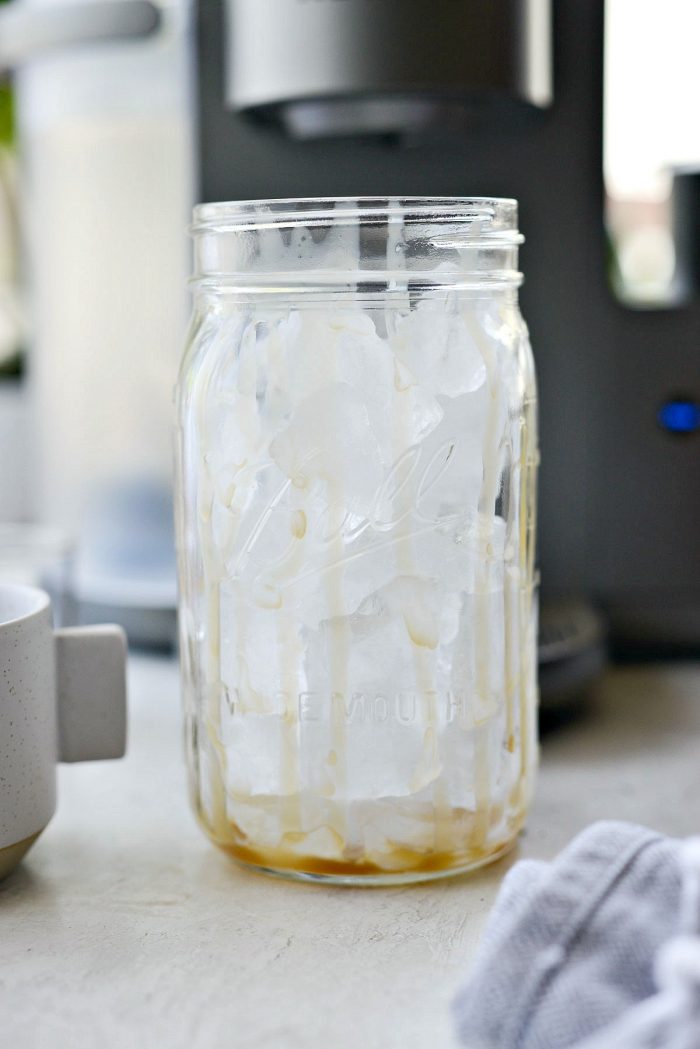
[193,0,700,702]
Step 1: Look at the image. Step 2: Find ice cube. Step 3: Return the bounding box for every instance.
[391,303,487,398]
[280,519,400,629]
[414,391,488,520]
[335,324,443,455]
[220,460,298,582]
[270,382,385,514]
[299,608,429,800]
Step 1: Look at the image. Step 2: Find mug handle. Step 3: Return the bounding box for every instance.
[54,626,127,763]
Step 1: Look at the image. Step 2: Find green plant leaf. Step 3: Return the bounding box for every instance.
[0,84,13,146]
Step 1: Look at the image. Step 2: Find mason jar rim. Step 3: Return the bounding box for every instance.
[191,195,524,243]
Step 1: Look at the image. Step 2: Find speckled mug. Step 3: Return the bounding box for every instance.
[0,583,127,880]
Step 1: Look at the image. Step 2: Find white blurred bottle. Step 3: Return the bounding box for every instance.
[6,0,194,634]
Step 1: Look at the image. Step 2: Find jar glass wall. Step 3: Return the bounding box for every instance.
[175,198,539,884]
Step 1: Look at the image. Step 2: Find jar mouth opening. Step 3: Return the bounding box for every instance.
[191,196,523,292]
[191,195,523,244]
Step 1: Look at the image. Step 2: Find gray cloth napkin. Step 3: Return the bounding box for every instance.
[452,821,700,1049]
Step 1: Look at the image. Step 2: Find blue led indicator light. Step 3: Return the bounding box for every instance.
[658,399,700,434]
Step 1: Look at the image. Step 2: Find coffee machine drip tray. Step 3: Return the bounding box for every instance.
[538,600,607,719]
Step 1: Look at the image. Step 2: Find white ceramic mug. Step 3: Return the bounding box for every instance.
[0,583,127,879]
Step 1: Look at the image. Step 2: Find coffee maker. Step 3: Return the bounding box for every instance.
[194,0,700,677]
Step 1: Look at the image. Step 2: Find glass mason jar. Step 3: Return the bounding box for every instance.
[175,197,538,885]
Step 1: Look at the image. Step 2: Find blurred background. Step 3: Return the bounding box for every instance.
[0,0,699,711]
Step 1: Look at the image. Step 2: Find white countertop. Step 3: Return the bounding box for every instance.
[3,657,700,1049]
